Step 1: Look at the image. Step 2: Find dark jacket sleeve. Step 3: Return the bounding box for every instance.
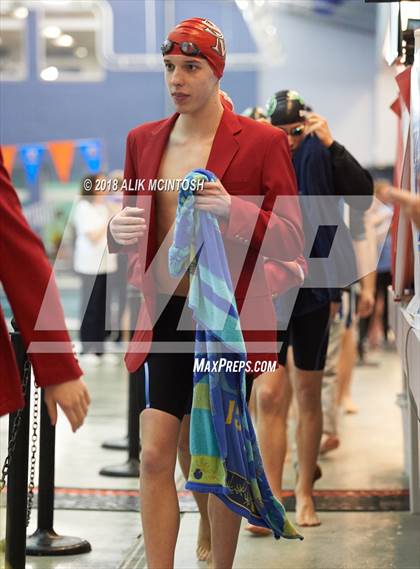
[0,148,83,387]
[300,139,355,306]
[329,141,373,211]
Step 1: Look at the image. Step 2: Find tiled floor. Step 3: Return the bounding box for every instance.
[1,345,419,568]
[177,512,420,569]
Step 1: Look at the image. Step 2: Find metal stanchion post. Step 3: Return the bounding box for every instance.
[5,328,31,569]
[101,375,129,451]
[26,391,91,556]
[102,259,129,452]
[99,286,141,478]
[101,434,129,451]
[99,371,140,477]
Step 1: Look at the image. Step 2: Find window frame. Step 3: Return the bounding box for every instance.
[37,1,105,83]
[0,11,28,82]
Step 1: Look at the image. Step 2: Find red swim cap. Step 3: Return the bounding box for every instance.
[165,17,226,79]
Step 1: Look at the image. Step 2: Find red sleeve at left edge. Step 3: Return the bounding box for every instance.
[0,148,82,387]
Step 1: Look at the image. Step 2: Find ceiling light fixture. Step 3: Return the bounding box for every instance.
[43,25,61,39]
[40,66,59,81]
[54,34,74,47]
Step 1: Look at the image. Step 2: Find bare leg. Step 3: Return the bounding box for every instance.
[292,368,323,527]
[337,324,358,413]
[252,366,292,500]
[242,367,292,536]
[140,409,181,569]
[208,494,241,569]
[248,384,257,421]
[321,318,344,454]
[177,415,211,562]
[368,293,385,348]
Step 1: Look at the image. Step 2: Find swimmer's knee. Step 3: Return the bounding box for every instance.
[140,444,176,478]
[256,383,284,413]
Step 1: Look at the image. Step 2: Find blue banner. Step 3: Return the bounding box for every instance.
[19,144,45,185]
[78,139,102,174]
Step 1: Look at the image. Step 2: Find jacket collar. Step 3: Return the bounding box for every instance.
[141,109,242,183]
[207,109,241,180]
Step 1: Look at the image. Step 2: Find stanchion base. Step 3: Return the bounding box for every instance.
[99,458,140,478]
[26,528,91,556]
[102,435,129,451]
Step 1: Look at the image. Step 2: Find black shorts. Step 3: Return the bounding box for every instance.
[277,302,331,371]
[135,294,253,420]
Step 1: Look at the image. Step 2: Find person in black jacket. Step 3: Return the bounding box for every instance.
[301,109,373,211]
[249,91,374,530]
[301,111,376,454]
[248,90,348,529]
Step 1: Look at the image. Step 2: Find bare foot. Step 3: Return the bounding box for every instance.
[295,494,321,527]
[196,516,211,562]
[320,434,340,455]
[343,397,358,414]
[295,462,322,484]
[244,523,271,536]
[313,464,322,483]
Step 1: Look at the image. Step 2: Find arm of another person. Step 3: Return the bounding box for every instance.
[349,207,375,318]
[376,182,420,230]
[353,239,376,318]
[0,149,90,431]
[75,200,109,243]
[86,223,107,243]
[303,111,373,211]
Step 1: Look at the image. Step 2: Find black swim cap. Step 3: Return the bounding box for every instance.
[266,90,306,126]
[241,106,267,120]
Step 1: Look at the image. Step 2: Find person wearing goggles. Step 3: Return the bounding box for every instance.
[267,90,309,153]
[245,90,370,531]
[108,20,303,568]
[247,89,350,529]
[161,39,202,57]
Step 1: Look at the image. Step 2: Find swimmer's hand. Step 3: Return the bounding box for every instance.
[195,179,231,219]
[44,378,90,432]
[300,110,334,148]
[110,207,147,245]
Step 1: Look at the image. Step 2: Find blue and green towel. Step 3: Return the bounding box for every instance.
[168,168,302,540]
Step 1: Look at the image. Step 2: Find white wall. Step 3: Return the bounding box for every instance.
[373,62,398,167]
[257,9,397,167]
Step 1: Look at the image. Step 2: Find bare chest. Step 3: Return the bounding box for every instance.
[157,138,213,182]
[151,138,213,294]
[155,138,213,229]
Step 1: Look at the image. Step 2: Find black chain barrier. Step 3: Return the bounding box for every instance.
[2,324,33,569]
[1,322,91,567]
[26,389,91,556]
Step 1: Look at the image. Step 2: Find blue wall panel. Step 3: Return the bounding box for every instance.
[0,0,257,171]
